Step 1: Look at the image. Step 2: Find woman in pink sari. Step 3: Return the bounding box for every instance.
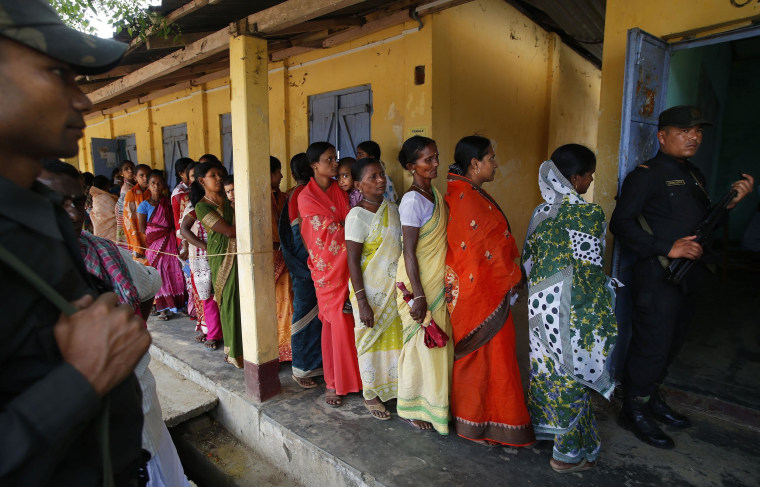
[298,142,362,406]
[138,171,187,320]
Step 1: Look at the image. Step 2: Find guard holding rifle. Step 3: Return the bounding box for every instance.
[610,105,754,449]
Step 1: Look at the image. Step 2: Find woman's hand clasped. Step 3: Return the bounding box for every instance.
[410,296,427,323]
[358,298,375,328]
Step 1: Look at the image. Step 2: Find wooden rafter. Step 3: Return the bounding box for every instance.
[88,0,366,107]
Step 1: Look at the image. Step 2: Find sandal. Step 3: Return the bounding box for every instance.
[205,339,221,350]
[401,417,433,431]
[195,332,207,343]
[550,458,594,474]
[325,389,343,407]
[292,375,318,389]
[364,399,391,421]
[472,439,500,447]
[158,312,169,321]
[150,305,159,317]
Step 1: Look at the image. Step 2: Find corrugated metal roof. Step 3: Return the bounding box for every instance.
[505,0,605,65]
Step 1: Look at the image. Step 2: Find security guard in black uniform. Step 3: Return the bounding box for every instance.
[610,106,754,449]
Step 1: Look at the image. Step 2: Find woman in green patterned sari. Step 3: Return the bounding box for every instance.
[521,144,618,473]
[192,162,244,368]
[346,158,403,420]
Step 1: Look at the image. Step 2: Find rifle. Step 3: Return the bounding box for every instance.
[666,185,738,284]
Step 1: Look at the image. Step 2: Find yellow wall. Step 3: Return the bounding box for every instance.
[79,0,602,247]
[595,0,760,224]
[431,0,601,243]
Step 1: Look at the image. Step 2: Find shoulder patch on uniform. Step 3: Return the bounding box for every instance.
[637,164,649,169]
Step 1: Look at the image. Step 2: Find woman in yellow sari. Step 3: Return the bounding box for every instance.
[395,136,453,434]
[346,159,403,421]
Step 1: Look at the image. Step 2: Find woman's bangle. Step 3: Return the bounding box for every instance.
[414,295,425,300]
[355,288,365,295]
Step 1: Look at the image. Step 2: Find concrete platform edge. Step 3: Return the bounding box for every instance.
[149,344,383,487]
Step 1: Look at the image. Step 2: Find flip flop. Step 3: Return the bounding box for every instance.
[550,458,593,474]
[292,375,318,389]
[205,339,221,350]
[325,389,343,408]
[472,439,499,447]
[195,332,207,343]
[364,400,391,421]
[157,313,169,321]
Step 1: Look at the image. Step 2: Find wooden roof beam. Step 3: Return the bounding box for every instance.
[269,17,364,35]
[88,0,367,107]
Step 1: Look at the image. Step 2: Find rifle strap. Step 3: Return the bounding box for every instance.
[0,243,115,487]
[636,214,671,271]
[688,170,710,201]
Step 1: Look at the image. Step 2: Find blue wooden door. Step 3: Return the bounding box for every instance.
[90,137,120,178]
[221,113,233,175]
[610,28,671,379]
[309,85,371,158]
[162,123,188,190]
[116,133,138,163]
[337,90,371,158]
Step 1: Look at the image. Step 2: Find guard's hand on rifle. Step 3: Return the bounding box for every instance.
[727,173,754,209]
[668,236,703,260]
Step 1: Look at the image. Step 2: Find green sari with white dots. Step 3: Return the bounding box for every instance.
[521,160,618,463]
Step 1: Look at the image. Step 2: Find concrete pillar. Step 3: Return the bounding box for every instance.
[229,34,281,402]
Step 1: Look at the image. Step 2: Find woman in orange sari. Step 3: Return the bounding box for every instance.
[271,156,293,362]
[298,142,362,406]
[124,164,152,261]
[445,136,535,447]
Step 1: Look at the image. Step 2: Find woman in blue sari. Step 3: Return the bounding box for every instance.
[278,153,323,387]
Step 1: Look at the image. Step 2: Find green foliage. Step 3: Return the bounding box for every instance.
[48,0,178,42]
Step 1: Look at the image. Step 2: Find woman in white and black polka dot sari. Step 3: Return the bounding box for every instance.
[521,144,618,474]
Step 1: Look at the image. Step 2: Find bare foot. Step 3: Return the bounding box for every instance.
[402,418,433,431]
[325,389,343,407]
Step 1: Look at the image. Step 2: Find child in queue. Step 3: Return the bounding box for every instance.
[337,157,361,207]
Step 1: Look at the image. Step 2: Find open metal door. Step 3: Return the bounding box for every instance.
[610,28,671,379]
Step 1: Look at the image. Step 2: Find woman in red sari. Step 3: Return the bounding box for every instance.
[138,171,187,320]
[298,142,362,406]
[445,136,535,447]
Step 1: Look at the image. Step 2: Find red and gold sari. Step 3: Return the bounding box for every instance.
[445,174,535,446]
[298,179,361,395]
[273,189,293,362]
[123,184,150,259]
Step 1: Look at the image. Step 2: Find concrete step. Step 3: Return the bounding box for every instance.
[150,359,218,428]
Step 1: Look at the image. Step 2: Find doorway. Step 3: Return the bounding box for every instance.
[614,27,760,410]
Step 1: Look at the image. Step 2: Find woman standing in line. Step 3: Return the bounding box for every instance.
[195,163,244,368]
[137,171,187,320]
[445,135,535,446]
[395,136,453,434]
[298,142,362,406]
[124,163,152,262]
[181,162,224,350]
[522,144,617,473]
[278,153,324,388]
[346,158,403,420]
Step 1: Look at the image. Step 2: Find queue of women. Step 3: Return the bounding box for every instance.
[88,135,617,474]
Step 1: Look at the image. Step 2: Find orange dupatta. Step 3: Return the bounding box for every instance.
[123,184,151,255]
[444,174,522,358]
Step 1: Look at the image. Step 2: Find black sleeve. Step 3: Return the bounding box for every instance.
[610,169,674,258]
[0,363,100,478]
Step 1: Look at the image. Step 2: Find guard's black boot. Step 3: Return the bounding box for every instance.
[620,396,675,449]
[649,388,691,429]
